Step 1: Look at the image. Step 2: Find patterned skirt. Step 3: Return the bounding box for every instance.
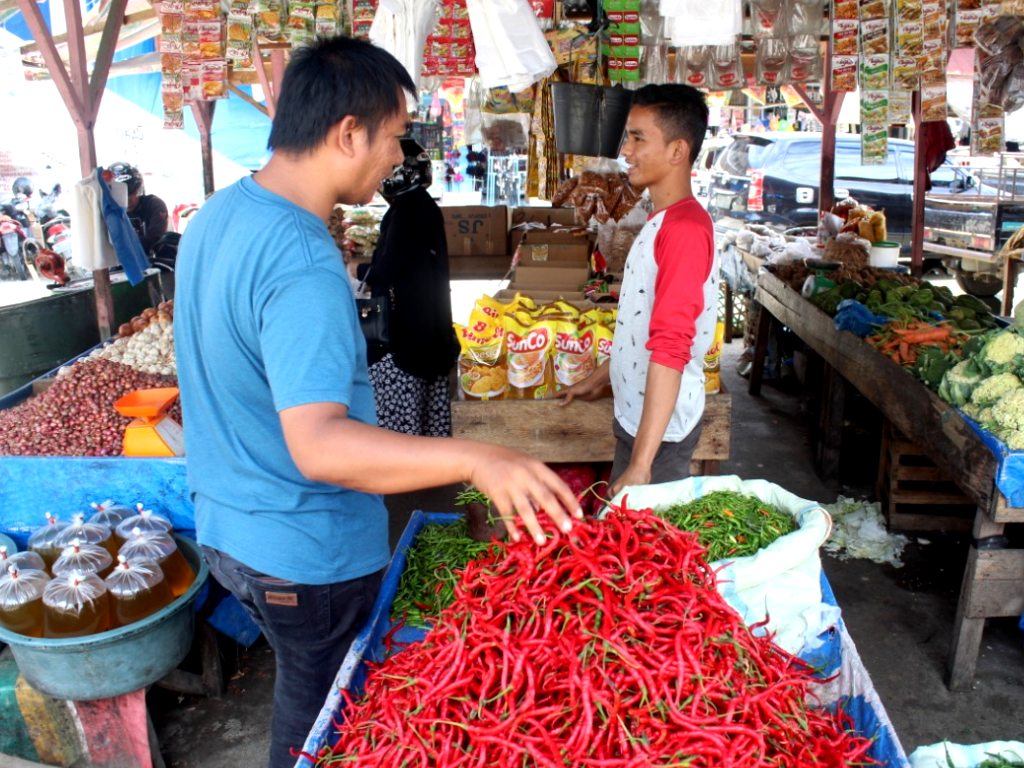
[369,353,452,437]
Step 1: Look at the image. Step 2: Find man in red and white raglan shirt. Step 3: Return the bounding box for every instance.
[557,83,718,496]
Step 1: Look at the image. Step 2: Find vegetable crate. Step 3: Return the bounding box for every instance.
[296,510,907,768]
[877,421,976,532]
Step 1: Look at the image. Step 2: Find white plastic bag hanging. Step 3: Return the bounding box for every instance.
[369,0,440,92]
[663,0,742,47]
[465,0,556,92]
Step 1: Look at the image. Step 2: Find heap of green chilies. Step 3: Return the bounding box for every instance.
[390,520,498,628]
[656,490,796,562]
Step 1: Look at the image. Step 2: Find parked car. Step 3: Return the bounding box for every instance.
[706,132,984,252]
[692,136,731,203]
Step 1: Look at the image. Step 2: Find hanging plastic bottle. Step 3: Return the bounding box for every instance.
[27,513,69,570]
[105,556,173,628]
[42,571,112,638]
[54,513,118,562]
[114,503,172,545]
[0,545,46,573]
[119,528,194,598]
[87,500,133,528]
[0,565,50,637]
[52,538,114,579]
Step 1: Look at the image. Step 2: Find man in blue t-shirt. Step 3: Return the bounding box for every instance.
[173,36,582,768]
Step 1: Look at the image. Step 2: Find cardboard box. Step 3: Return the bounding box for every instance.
[513,228,591,266]
[442,205,508,257]
[510,206,579,228]
[511,264,590,291]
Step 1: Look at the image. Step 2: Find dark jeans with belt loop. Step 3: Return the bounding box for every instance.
[202,546,382,768]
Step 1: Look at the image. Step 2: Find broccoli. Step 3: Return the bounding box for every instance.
[989,388,1024,433]
[939,359,987,406]
[979,331,1024,372]
[970,372,1023,407]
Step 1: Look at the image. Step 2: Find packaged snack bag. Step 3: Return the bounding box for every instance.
[504,311,556,399]
[554,320,597,391]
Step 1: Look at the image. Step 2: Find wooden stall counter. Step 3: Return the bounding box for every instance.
[451,391,731,476]
[750,268,1024,690]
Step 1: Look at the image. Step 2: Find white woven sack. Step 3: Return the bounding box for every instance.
[609,474,833,654]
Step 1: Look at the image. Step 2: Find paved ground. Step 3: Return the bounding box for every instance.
[150,338,1024,767]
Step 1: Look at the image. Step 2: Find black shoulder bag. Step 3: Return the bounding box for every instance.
[355,266,394,352]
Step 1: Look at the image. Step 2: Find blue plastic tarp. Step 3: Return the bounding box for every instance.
[959,412,1024,508]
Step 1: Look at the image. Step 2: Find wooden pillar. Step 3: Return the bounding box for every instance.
[15,0,128,340]
[190,101,217,197]
[910,91,927,276]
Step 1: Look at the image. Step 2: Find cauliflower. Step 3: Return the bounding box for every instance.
[969,372,1023,407]
[939,359,987,406]
[1003,430,1024,451]
[989,388,1024,433]
[979,330,1024,372]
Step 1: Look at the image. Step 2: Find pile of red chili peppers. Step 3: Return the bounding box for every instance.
[314,502,876,767]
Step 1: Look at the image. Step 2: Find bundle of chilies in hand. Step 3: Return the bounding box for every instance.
[311,504,875,767]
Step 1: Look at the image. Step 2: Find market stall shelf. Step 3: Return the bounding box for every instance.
[750,269,1024,689]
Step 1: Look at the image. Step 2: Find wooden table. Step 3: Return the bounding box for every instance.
[451,393,731,476]
[750,270,1024,689]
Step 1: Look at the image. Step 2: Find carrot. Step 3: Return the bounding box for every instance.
[895,327,952,345]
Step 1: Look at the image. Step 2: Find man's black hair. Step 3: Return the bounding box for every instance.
[267,36,415,153]
[631,84,709,164]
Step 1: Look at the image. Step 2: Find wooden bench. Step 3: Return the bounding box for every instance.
[451,391,731,475]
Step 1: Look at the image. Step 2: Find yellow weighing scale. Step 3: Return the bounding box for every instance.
[113,387,184,457]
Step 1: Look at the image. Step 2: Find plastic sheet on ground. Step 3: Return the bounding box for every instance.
[909,740,1024,768]
[823,495,909,567]
[961,411,1024,508]
[296,508,907,768]
[609,475,833,655]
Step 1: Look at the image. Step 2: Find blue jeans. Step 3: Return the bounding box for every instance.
[202,547,382,768]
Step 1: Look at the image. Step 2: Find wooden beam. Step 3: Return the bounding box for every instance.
[190,100,217,197]
[228,82,269,116]
[18,7,156,52]
[910,91,927,276]
[63,0,90,124]
[88,0,128,121]
[792,84,824,126]
[252,37,277,118]
[14,0,86,120]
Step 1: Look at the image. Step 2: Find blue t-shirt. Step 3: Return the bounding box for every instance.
[173,175,389,584]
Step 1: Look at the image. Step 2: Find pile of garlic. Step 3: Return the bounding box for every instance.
[89,309,175,377]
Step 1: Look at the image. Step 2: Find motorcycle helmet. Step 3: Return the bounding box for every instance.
[380,139,432,200]
[12,177,32,198]
[107,162,143,195]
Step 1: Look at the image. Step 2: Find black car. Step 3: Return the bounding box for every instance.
[706,132,982,247]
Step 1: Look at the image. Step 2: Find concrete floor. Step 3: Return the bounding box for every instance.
[150,339,1024,767]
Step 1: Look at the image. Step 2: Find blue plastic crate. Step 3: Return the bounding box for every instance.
[296,511,907,768]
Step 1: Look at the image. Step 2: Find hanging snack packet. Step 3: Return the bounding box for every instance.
[756,39,789,86]
[504,312,556,400]
[831,55,858,91]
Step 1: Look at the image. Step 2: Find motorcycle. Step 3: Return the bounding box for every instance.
[0,216,36,281]
[33,183,73,259]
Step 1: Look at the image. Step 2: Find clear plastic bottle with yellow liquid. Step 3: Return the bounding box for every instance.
[87,500,133,529]
[27,513,69,570]
[52,538,114,579]
[105,556,173,627]
[114,504,172,547]
[54,513,118,562]
[42,571,112,638]
[0,565,50,637]
[0,545,46,573]
[119,527,194,598]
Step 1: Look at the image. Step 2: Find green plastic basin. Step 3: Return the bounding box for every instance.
[0,536,208,700]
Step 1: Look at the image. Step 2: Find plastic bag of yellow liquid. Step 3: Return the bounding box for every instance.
[704,321,726,394]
